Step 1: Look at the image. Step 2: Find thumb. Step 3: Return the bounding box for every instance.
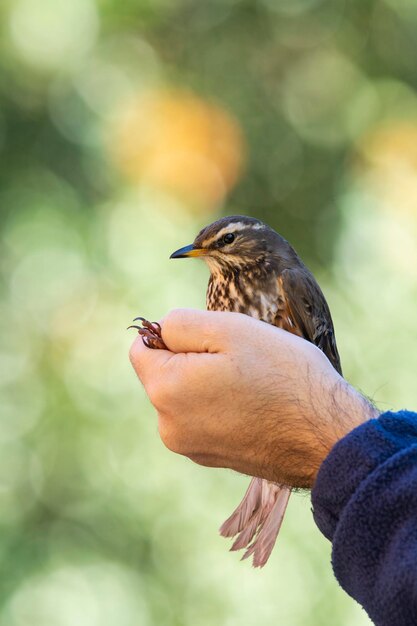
[160,308,243,354]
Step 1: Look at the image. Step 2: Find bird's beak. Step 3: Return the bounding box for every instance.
[170,244,207,259]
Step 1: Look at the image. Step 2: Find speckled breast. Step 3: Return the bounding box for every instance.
[206,271,285,324]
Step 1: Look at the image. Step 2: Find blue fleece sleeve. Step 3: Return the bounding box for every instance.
[311,410,417,626]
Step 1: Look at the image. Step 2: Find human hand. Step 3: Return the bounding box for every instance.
[129,309,378,488]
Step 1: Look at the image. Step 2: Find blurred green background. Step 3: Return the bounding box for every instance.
[1,0,417,624]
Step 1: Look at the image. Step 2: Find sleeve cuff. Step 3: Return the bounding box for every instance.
[311,410,417,541]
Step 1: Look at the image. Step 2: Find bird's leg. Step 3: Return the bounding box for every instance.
[127,317,167,350]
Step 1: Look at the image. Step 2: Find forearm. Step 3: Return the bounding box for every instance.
[312,410,417,626]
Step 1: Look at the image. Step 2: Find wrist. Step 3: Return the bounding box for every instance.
[307,377,380,487]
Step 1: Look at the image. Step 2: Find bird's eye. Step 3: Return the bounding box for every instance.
[223,233,235,245]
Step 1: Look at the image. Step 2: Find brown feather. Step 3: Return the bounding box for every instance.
[279,269,342,375]
[219,477,264,538]
[241,487,291,568]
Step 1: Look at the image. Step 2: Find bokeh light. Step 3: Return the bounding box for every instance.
[356,120,417,218]
[9,0,98,72]
[0,562,150,626]
[109,90,246,209]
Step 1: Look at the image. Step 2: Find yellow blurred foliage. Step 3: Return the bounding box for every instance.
[108,90,246,209]
[357,121,417,217]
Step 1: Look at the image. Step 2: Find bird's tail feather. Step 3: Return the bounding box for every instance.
[242,486,290,567]
[219,477,263,538]
[219,477,291,568]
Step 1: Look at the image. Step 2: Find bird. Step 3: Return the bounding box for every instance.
[129,215,342,567]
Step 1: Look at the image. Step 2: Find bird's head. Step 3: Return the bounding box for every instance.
[170,215,286,275]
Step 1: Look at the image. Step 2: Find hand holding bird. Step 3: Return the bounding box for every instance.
[129,216,372,566]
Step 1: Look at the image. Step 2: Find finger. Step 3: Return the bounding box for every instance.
[160,308,253,354]
[129,335,174,388]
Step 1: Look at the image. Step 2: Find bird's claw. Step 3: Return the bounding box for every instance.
[133,317,162,334]
[127,317,167,350]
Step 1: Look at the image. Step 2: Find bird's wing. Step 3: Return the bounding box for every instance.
[279,268,342,375]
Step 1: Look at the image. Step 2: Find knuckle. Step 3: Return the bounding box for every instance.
[146,381,165,407]
[163,308,180,325]
[129,338,141,368]
[146,375,176,410]
[158,419,183,454]
[163,308,187,333]
[129,338,146,380]
[144,380,158,404]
